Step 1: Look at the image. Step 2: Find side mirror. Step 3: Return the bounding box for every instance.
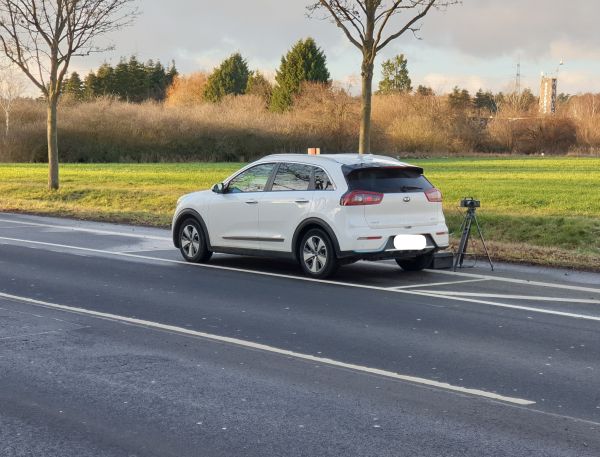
[212,183,225,194]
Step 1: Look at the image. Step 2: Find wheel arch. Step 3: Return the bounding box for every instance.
[292,218,342,260]
[172,209,211,249]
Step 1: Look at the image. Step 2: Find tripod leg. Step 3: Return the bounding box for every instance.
[453,216,467,271]
[473,214,494,271]
[459,216,472,268]
[454,212,472,271]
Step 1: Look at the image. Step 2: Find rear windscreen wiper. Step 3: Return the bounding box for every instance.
[400,186,423,192]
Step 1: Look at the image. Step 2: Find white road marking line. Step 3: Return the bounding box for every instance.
[0,217,170,241]
[391,279,489,290]
[117,248,176,254]
[3,215,597,294]
[0,235,391,290]
[0,290,535,406]
[1,235,599,322]
[409,290,600,322]
[0,330,62,340]
[2,235,600,323]
[416,291,600,305]
[0,224,40,229]
[425,268,600,294]
[0,305,75,323]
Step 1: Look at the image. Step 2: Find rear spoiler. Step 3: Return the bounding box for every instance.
[341,164,424,176]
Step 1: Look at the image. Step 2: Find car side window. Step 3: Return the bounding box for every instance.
[313,167,334,191]
[272,163,312,191]
[227,164,274,193]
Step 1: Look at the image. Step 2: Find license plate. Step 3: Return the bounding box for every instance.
[394,234,426,250]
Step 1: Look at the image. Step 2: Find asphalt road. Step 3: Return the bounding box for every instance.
[0,213,599,456]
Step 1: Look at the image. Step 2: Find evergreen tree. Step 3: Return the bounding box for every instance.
[448,86,471,111]
[94,63,116,96]
[270,38,330,112]
[557,93,570,104]
[62,72,84,100]
[152,60,178,101]
[204,53,250,103]
[83,71,100,100]
[377,54,412,94]
[416,85,434,96]
[81,56,177,102]
[166,61,178,86]
[246,70,273,106]
[112,57,132,99]
[145,60,166,101]
[474,89,497,113]
[114,56,147,102]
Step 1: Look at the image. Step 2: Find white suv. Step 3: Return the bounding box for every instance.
[172,154,449,278]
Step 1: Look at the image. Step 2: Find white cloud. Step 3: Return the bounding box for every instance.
[17,1,600,97]
[422,74,488,94]
[549,39,600,61]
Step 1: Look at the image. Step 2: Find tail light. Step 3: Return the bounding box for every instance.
[425,188,443,202]
[340,190,384,206]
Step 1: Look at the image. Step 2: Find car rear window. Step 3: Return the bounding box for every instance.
[346,167,433,193]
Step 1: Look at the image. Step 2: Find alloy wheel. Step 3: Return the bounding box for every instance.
[303,235,328,274]
[181,224,201,258]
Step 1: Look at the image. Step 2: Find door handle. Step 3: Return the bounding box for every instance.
[295,199,310,204]
[245,200,258,205]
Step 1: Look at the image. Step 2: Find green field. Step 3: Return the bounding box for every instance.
[1,157,599,270]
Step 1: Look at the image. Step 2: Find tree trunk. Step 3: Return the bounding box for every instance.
[47,100,59,190]
[4,109,9,137]
[359,60,374,154]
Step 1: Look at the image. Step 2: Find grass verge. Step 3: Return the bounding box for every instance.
[1,157,599,271]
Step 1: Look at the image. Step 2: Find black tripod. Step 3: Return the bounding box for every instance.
[453,199,494,271]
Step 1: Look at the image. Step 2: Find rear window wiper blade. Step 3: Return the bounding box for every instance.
[400,186,423,191]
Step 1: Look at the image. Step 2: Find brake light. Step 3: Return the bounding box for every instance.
[425,188,443,202]
[340,190,384,206]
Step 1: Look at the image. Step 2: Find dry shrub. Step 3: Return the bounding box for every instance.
[1,95,320,163]
[534,117,577,154]
[372,93,447,152]
[291,82,360,151]
[372,93,485,153]
[165,72,208,107]
[488,104,577,154]
[564,94,600,152]
[0,88,596,163]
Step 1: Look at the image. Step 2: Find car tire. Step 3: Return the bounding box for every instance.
[396,252,434,272]
[178,218,213,263]
[299,229,339,279]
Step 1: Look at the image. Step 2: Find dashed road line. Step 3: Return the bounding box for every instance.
[426,269,600,295]
[0,217,170,241]
[416,291,600,305]
[391,278,490,290]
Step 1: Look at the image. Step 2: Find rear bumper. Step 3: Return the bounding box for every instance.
[338,234,441,261]
[336,222,449,260]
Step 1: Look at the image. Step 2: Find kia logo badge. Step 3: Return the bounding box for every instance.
[403,196,411,203]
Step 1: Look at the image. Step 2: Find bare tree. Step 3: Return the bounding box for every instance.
[0,0,137,190]
[0,62,24,136]
[308,0,457,154]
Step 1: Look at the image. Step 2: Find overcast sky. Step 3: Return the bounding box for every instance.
[68,0,599,95]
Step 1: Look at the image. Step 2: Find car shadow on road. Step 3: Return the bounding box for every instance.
[208,254,433,287]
